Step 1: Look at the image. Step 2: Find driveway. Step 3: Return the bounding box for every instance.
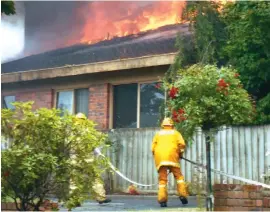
[60,195,204,211]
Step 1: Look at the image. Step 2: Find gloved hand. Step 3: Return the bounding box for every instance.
[179,150,184,159]
[94,148,102,156]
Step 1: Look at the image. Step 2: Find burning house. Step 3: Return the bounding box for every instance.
[1,1,190,130]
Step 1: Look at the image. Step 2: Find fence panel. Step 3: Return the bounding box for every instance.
[106,125,270,193]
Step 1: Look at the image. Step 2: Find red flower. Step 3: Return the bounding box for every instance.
[217,79,230,96]
[171,108,187,123]
[169,87,179,99]
[172,110,178,119]
[234,73,240,78]
[175,118,180,123]
[178,108,185,114]
[217,79,229,88]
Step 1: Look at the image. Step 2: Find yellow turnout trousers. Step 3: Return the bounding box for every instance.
[158,166,188,203]
[92,178,106,202]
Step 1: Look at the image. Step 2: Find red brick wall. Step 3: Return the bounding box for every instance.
[3,84,111,130]
[16,89,54,110]
[88,83,110,130]
[214,184,270,211]
[2,89,53,110]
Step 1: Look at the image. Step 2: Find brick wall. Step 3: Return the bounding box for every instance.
[214,184,270,211]
[3,84,111,130]
[88,83,110,130]
[5,89,54,110]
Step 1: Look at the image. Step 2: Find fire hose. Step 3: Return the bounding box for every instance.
[97,150,270,189]
[181,157,270,189]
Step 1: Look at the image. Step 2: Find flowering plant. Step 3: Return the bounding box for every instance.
[165,64,255,142]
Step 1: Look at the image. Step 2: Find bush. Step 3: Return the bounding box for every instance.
[1,102,110,210]
[164,64,255,141]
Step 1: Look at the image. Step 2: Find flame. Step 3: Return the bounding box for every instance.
[22,1,236,57]
[78,1,186,45]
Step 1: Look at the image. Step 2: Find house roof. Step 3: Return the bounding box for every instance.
[1,23,190,83]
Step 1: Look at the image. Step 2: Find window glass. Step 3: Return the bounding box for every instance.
[56,91,73,114]
[2,96,15,110]
[140,82,164,127]
[113,84,137,128]
[75,88,89,116]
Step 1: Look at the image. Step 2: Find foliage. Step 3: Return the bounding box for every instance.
[254,93,270,124]
[166,1,270,124]
[222,2,270,99]
[164,1,226,86]
[1,1,16,15]
[1,102,110,211]
[165,34,197,84]
[164,64,254,142]
[183,1,226,65]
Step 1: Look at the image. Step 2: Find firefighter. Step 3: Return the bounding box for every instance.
[73,113,111,204]
[152,117,188,207]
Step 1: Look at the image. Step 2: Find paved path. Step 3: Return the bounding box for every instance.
[60,195,205,211]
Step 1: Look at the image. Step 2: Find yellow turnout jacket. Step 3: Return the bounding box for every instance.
[152,128,186,170]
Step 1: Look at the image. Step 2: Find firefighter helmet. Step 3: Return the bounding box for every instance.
[75,113,87,120]
[161,117,174,127]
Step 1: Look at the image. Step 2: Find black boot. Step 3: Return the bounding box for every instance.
[98,199,111,204]
[75,202,81,207]
[179,196,188,205]
[160,202,167,207]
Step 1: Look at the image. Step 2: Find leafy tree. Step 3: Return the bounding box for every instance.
[166,1,270,124]
[221,1,270,123]
[1,102,110,211]
[165,1,226,84]
[183,1,226,65]
[1,0,16,15]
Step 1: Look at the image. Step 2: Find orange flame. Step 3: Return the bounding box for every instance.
[78,1,186,45]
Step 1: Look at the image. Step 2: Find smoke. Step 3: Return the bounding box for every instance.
[23,1,153,56]
[23,1,84,56]
[1,2,25,63]
[2,1,183,61]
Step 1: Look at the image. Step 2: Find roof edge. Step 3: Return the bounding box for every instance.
[1,53,177,83]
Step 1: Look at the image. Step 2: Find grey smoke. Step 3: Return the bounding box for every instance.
[23,1,153,56]
[1,1,156,62]
[1,2,25,63]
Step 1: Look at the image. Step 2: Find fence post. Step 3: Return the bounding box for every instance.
[206,134,213,211]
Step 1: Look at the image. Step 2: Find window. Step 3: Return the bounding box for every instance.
[113,82,164,128]
[57,91,73,114]
[56,88,89,116]
[140,83,164,128]
[2,95,15,110]
[113,84,138,128]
